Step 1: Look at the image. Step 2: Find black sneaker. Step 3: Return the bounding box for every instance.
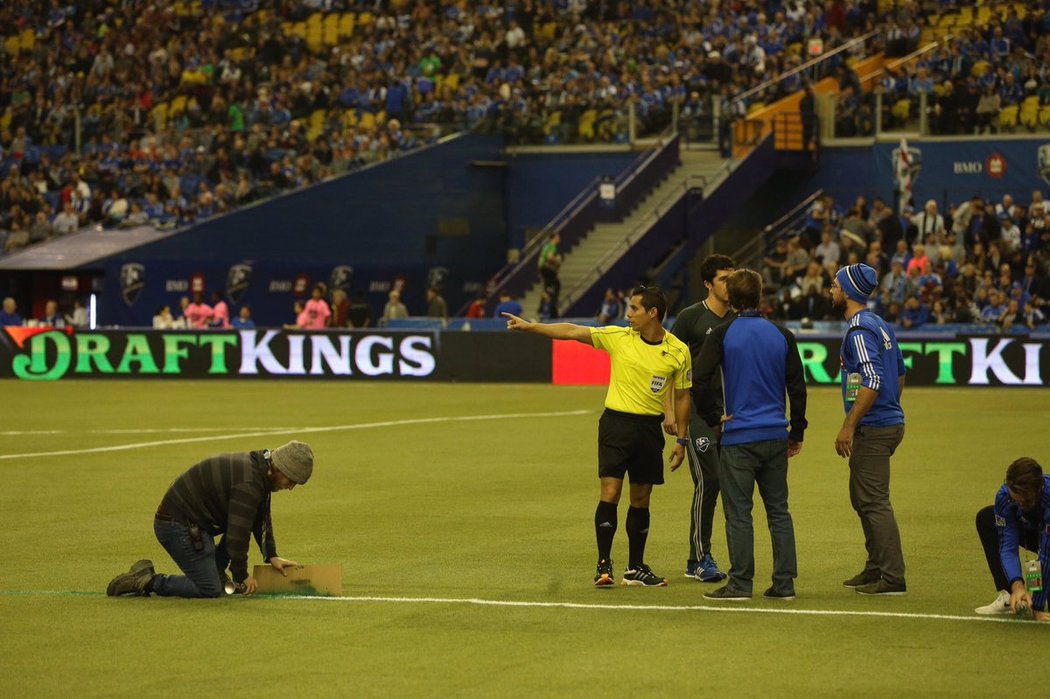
[856,579,907,596]
[842,571,881,588]
[703,584,752,600]
[622,563,668,587]
[106,561,155,597]
[763,586,796,601]
[594,559,615,588]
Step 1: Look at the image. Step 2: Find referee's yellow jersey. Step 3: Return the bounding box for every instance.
[590,326,692,415]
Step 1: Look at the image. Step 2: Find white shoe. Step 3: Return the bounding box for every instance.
[974,590,1011,615]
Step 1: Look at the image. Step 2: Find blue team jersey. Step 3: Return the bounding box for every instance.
[994,476,1050,612]
[840,310,905,426]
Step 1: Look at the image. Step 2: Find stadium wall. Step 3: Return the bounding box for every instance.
[2,328,1048,387]
[732,137,1050,229]
[94,136,643,327]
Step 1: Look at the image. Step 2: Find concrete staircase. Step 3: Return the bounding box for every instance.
[519,146,732,318]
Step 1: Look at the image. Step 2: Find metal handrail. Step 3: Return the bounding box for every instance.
[458,135,680,316]
[860,36,949,86]
[557,159,732,312]
[730,30,878,106]
[731,188,824,268]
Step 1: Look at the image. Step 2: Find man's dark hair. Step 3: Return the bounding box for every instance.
[1006,457,1043,496]
[700,254,736,285]
[630,284,667,321]
[726,269,763,310]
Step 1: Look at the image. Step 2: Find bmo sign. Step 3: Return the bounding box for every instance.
[952,153,1007,179]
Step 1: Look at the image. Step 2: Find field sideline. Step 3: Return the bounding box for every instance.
[0,381,1046,696]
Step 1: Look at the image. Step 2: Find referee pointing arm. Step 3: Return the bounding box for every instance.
[504,285,691,587]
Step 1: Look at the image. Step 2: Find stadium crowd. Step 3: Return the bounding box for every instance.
[763,187,1050,331]
[1,0,899,258]
[835,2,1050,137]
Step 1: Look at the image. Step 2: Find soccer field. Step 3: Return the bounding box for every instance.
[0,381,1046,696]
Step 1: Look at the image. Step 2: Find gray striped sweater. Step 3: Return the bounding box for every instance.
[158,451,278,582]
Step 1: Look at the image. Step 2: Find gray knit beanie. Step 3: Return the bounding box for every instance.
[270,441,314,484]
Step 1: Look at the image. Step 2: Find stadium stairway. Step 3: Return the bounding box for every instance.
[519,146,731,317]
[520,140,777,318]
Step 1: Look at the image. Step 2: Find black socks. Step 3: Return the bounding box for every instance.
[626,506,650,569]
[595,500,617,561]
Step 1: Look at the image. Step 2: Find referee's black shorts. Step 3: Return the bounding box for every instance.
[597,409,665,485]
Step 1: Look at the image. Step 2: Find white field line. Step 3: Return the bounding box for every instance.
[282,594,1024,624]
[0,410,593,460]
[0,427,296,436]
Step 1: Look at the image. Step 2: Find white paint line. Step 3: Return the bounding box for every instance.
[278,594,1024,624]
[0,428,297,436]
[0,410,593,460]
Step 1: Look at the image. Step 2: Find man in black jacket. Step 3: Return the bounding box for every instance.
[106,441,313,598]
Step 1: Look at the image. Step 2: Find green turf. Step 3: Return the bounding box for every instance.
[0,381,1046,696]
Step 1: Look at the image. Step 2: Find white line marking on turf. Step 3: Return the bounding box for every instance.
[0,410,593,460]
[0,427,296,436]
[279,594,1023,624]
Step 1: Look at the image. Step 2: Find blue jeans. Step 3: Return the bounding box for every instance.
[152,518,226,598]
[719,439,797,594]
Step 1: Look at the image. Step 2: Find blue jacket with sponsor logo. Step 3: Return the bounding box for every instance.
[994,475,1050,612]
[692,311,808,447]
[839,309,905,426]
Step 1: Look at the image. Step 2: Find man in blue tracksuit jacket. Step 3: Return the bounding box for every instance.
[830,263,908,597]
[693,269,808,601]
[974,458,1050,620]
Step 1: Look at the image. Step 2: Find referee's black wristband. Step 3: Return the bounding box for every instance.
[675,437,689,446]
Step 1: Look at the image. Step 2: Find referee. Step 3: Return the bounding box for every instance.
[504,285,691,587]
[668,254,735,583]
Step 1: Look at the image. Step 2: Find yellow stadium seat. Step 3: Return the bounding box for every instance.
[971,61,990,78]
[357,12,374,27]
[543,110,562,136]
[170,95,188,117]
[1040,105,1050,127]
[306,13,322,27]
[998,105,1018,130]
[18,29,34,51]
[3,35,19,56]
[339,13,355,38]
[892,98,911,123]
[0,108,12,131]
[578,109,597,140]
[540,22,557,41]
[1019,97,1039,128]
[291,22,307,38]
[342,110,358,127]
[151,102,169,128]
[747,102,766,115]
[358,111,376,130]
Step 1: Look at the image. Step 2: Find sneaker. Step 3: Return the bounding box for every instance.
[842,570,881,588]
[696,554,728,582]
[855,579,907,596]
[703,584,752,601]
[622,563,668,587]
[974,590,1012,615]
[763,586,796,601]
[594,559,615,588]
[106,561,155,597]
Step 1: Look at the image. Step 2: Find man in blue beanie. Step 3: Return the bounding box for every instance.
[830,263,908,596]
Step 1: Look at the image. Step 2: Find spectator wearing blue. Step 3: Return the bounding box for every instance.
[830,263,908,597]
[231,306,255,329]
[493,291,523,319]
[694,269,808,601]
[0,297,23,326]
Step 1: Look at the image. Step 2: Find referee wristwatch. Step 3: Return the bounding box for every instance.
[675,437,690,446]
